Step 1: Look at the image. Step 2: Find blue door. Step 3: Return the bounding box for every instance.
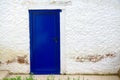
[29,9,61,74]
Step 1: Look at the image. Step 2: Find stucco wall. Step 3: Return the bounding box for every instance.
[0,0,120,74]
[65,0,120,74]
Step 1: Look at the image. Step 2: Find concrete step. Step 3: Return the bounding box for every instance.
[0,70,9,80]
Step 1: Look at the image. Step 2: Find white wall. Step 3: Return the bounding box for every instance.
[0,0,120,74]
[65,0,120,74]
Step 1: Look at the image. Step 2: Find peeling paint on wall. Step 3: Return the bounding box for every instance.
[72,53,116,63]
[50,1,72,6]
[0,47,30,73]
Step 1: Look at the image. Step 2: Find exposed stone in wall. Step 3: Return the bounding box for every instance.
[0,61,2,66]
[50,0,72,6]
[17,55,29,64]
[1,56,29,65]
[0,47,30,73]
[6,58,16,65]
[72,53,116,63]
[0,47,29,65]
[5,55,29,65]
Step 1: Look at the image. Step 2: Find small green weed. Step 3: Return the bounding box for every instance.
[47,75,55,80]
[3,76,22,80]
[3,75,34,80]
[3,75,81,80]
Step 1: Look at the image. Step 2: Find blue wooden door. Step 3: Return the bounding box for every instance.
[29,10,61,74]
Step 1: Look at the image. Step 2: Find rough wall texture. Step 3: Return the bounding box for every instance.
[65,0,120,74]
[0,0,120,74]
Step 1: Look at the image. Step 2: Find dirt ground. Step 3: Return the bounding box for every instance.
[9,75,120,80]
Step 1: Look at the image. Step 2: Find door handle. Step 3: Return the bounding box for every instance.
[53,37,58,43]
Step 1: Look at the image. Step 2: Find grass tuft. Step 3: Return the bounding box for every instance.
[3,75,81,80]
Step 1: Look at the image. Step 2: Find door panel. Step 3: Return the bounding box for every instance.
[29,10,61,74]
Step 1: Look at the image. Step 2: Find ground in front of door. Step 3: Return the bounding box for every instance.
[3,74,120,80]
